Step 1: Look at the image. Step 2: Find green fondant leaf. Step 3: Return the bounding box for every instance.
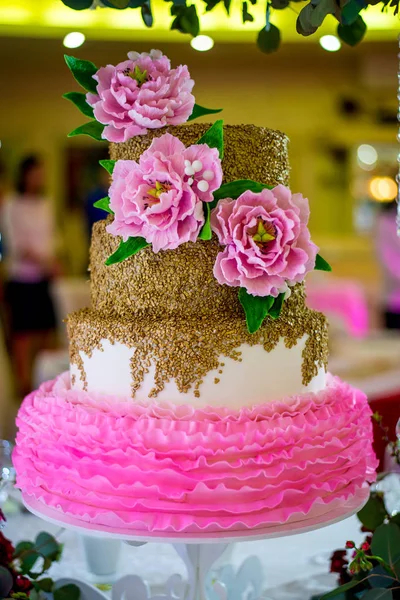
[64,55,98,94]
[93,196,112,214]
[105,237,149,265]
[68,120,104,141]
[188,103,223,122]
[63,91,94,118]
[269,293,285,319]
[195,120,224,159]
[314,253,332,272]
[238,288,274,334]
[198,203,212,240]
[99,159,116,175]
[211,179,273,209]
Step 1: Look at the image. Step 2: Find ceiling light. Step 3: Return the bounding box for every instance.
[357,144,378,170]
[190,35,214,52]
[63,32,86,49]
[319,35,341,52]
[368,176,397,202]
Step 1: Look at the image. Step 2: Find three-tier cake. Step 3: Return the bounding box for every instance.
[14,49,377,537]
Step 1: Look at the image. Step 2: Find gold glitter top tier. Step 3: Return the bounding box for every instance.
[109,123,290,186]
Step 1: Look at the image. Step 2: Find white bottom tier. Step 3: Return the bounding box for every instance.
[71,334,326,409]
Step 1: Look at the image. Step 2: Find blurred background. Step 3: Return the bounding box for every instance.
[0,1,399,465]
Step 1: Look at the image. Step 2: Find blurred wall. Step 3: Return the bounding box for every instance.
[0,38,397,294]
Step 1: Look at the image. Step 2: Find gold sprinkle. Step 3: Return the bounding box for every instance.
[214,378,220,384]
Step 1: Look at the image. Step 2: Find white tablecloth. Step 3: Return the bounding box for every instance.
[3,501,365,600]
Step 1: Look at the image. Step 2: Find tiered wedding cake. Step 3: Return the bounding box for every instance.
[14,50,377,536]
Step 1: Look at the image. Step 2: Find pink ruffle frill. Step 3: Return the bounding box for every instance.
[14,373,377,535]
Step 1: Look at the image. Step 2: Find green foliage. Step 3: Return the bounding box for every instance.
[314,254,332,272]
[63,92,95,119]
[195,120,224,159]
[337,15,367,46]
[211,179,273,209]
[238,288,275,334]
[60,0,396,52]
[371,523,400,569]
[99,159,116,175]
[171,4,200,36]
[357,493,388,532]
[198,203,212,240]
[188,104,223,122]
[269,293,285,319]
[93,196,112,213]
[68,121,104,141]
[257,24,281,53]
[64,55,98,94]
[105,237,150,265]
[242,2,254,22]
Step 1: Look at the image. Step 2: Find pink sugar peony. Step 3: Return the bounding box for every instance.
[86,49,195,143]
[107,132,223,252]
[210,186,318,297]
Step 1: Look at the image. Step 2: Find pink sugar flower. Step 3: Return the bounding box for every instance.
[86,49,195,143]
[210,186,318,297]
[107,132,222,252]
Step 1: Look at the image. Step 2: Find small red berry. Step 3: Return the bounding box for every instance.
[346,541,355,549]
[361,542,370,551]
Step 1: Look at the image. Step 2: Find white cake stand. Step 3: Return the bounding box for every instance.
[22,486,369,600]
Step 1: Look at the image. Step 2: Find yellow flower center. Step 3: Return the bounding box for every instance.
[144,181,171,208]
[251,218,276,250]
[124,65,149,87]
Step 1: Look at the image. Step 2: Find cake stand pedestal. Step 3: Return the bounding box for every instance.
[22,487,369,600]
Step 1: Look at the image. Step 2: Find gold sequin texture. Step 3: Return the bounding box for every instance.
[68,283,328,397]
[67,123,328,398]
[110,123,290,186]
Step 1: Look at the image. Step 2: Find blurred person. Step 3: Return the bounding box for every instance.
[376,200,400,330]
[2,155,60,398]
[84,165,110,240]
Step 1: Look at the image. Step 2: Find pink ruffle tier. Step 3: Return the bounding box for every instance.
[14,373,377,535]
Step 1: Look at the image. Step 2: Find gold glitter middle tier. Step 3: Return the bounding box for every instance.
[109,123,290,185]
[68,283,328,401]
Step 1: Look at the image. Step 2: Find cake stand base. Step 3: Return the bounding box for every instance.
[23,487,369,600]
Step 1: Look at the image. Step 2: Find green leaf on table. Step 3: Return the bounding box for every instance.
[14,541,35,557]
[195,120,224,159]
[362,589,393,600]
[34,578,54,593]
[198,203,212,240]
[61,0,93,8]
[93,196,112,214]
[54,583,81,600]
[64,55,98,94]
[68,120,104,141]
[29,589,43,600]
[35,532,61,561]
[357,493,387,532]
[371,523,400,567]
[106,237,150,265]
[238,288,274,334]
[99,159,116,175]
[19,550,41,575]
[314,254,332,272]
[242,1,254,22]
[211,179,273,209]
[320,577,365,599]
[0,566,13,598]
[188,104,223,122]
[269,293,285,319]
[63,92,94,119]
[337,15,367,46]
[257,24,281,53]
